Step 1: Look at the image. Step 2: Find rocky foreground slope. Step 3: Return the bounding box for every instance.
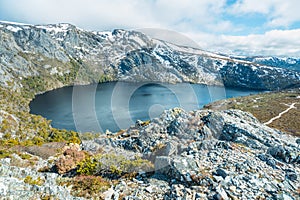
[1,108,299,199]
[0,21,300,91]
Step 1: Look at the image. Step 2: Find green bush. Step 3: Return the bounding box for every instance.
[0,149,12,159]
[77,156,98,175]
[77,153,154,178]
[58,175,111,198]
[24,175,45,186]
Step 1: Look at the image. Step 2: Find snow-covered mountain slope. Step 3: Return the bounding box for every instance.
[0,21,299,91]
[241,56,300,72]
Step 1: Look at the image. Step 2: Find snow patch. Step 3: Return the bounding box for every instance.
[251,66,257,70]
[263,70,269,74]
[0,20,31,26]
[36,24,70,34]
[286,58,297,65]
[97,31,114,40]
[129,35,147,47]
[6,25,22,32]
[50,67,58,75]
[254,57,274,62]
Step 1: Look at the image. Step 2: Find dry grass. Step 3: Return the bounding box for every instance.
[205,89,300,136]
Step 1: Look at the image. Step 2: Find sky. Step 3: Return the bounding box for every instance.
[0,0,300,56]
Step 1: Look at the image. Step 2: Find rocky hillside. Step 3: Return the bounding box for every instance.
[1,108,299,199]
[242,56,300,72]
[0,21,300,91]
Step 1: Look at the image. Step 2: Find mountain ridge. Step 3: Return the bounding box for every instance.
[0,21,300,93]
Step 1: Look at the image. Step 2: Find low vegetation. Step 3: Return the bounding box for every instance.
[58,175,112,199]
[205,89,300,136]
[0,77,81,159]
[77,153,154,178]
[24,175,45,186]
[56,153,153,198]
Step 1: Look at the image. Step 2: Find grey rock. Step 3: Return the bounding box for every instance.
[0,159,83,199]
[215,186,229,200]
[285,170,297,181]
[276,193,294,200]
[268,145,299,163]
[214,168,229,179]
[145,186,153,193]
[155,156,198,182]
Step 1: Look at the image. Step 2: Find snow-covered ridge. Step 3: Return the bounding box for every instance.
[0,20,32,26]
[0,21,81,34]
[36,23,72,33]
[0,20,299,91]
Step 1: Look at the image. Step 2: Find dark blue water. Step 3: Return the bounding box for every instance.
[29,82,261,133]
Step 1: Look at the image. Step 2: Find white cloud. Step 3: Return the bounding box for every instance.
[0,0,230,32]
[230,0,300,27]
[195,29,300,56]
[230,0,275,14]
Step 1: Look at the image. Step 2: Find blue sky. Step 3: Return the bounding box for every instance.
[0,0,300,56]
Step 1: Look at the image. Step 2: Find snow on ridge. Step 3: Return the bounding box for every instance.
[0,20,31,26]
[97,31,113,38]
[153,38,233,61]
[254,56,299,65]
[254,57,274,62]
[36,23,73,34]
[280,57,297,64]
[6,25,22,32]
[152,38,257,66]
[128,35,148,47]
[96,31,116,41]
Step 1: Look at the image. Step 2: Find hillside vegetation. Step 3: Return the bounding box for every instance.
[204,89,300,136]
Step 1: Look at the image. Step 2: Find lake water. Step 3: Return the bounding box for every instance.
[29,82,261,133]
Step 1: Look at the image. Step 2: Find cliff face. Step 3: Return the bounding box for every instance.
[1,21,300,92]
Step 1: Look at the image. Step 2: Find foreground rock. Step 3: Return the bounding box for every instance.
[0,158,83,200]
[1,108,299,199]
[82,108,300,199]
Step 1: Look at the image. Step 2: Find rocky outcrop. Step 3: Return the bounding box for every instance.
[1,108,299,199]
[0,158,83,199]
[80,108,299,199]
[0,21,299,91]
